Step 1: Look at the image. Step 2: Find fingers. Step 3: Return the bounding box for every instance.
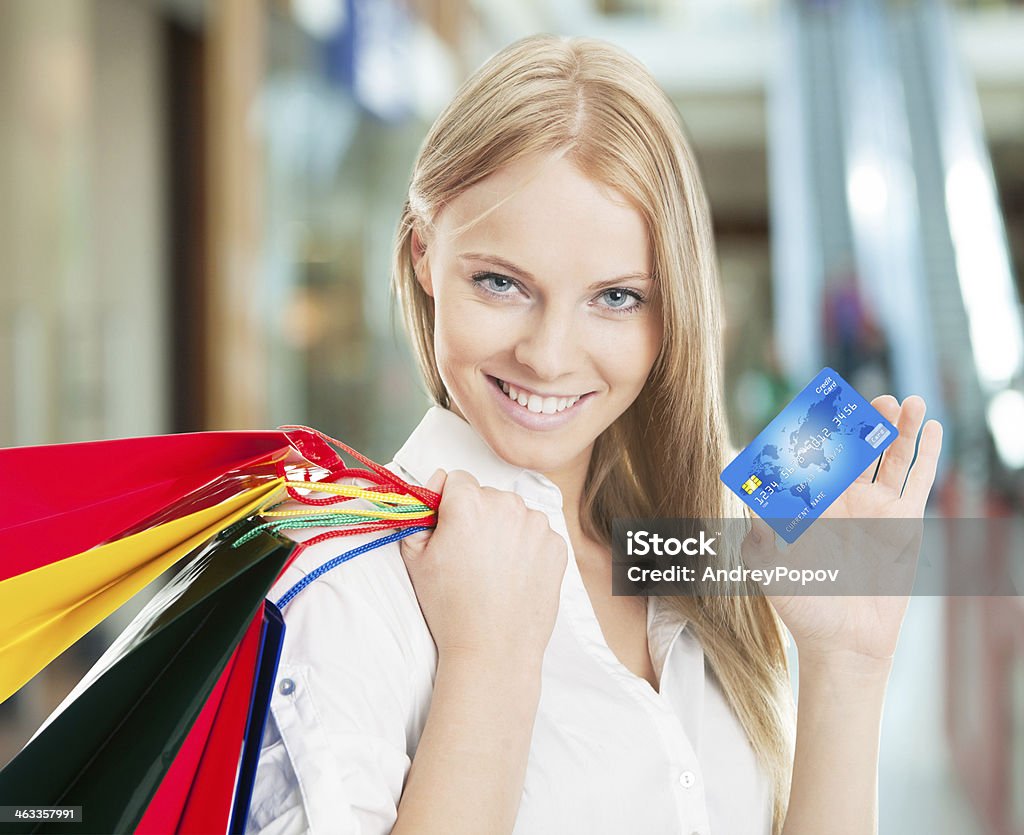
[741,515,777,570]
[750,516,774,546]
[875,395,927,495]
[855,395,899,484]
[440,469,479,492]
[423,468,448,494]
[901,419,943,512]
[399,468,449,562]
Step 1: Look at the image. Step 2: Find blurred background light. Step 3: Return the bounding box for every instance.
[291,0,345,39]
[946,156,1024,391]
[987,387,1024,470]
[848,159,890,221]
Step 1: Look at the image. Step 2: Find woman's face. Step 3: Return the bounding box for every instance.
[413,151,663,479]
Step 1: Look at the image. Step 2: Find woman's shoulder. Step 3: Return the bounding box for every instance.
[265,470,437,672]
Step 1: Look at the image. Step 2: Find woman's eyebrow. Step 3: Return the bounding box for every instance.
[457,251,652,289]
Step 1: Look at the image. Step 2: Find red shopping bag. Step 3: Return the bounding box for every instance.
[0,425,436,582]
[136,603,269,835]
[0,431,298,581]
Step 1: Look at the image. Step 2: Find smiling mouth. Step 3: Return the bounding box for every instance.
[489,375,590,415]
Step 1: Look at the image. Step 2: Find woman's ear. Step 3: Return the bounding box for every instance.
[411,226,434,297]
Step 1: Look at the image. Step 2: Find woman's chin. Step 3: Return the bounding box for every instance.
[485,432,587,475]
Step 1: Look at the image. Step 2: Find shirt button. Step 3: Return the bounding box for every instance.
[678,770,696,788]
[279,677,296,696]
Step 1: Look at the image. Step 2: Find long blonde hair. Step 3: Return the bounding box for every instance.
[390,34,794,831]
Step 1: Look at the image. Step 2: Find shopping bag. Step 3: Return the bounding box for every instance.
[0,424,436,583]
[0,480,283,703]
[0,431,300,581]
[0,520,297,835]
[135,599,282,835]
[230,601,285,834]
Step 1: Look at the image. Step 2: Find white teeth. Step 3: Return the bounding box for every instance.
[497,377,585,415]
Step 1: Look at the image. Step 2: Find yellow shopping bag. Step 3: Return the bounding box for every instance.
[0,479,283,703]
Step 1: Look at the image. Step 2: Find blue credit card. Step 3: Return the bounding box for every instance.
[721,367,899,543]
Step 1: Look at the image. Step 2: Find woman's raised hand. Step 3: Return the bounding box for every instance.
[742,394,943,665]
[399,469,569,666]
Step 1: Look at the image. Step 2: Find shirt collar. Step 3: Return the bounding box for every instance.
[393,406,690,652]
[392,406,564,511]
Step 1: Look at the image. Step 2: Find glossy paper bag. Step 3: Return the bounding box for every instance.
[0,481,283,702]
[0,522,296,835]
[0,431,299,581]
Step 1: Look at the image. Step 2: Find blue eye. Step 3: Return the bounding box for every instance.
[472,272,520,295]
[599,288,646,313]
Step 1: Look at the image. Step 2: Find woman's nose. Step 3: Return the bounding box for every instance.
[512,307,583,382]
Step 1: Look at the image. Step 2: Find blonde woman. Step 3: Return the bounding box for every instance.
[247,34,942,835]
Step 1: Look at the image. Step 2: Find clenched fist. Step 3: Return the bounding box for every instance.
[399,469,568,665]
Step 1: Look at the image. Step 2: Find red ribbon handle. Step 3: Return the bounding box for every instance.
[280,425,441,511]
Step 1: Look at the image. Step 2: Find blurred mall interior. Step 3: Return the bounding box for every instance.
[0,0,1022,831]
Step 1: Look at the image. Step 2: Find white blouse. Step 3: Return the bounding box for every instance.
[246,406,774,835]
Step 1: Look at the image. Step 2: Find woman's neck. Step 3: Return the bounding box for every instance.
[539,448,600,561]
